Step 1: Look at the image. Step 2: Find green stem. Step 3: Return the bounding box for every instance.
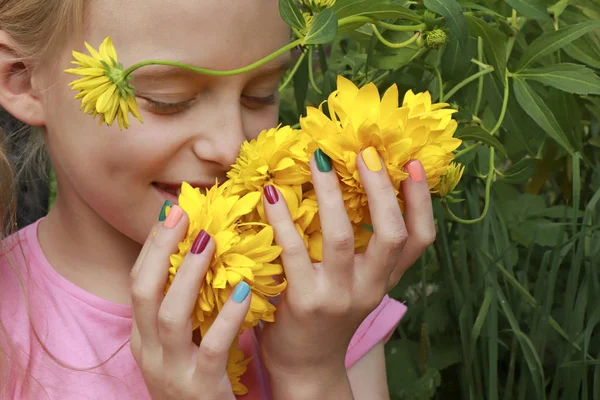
[445,148,495,224]
[371,25,421,49]
[376,20,427,32]
[455,143,481,159]
[122,38,303,78]
[434,66,443,102]
[308,47,323,95]
[506,10,519,59]
[474,37,484,115]
[471,58,491,69]
[444,67,495,101]
[279,50,307,93]
[490,70,509,136]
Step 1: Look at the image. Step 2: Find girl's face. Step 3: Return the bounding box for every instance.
[41,0,291,243]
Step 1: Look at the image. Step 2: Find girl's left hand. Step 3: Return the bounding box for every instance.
[258,149,436,396]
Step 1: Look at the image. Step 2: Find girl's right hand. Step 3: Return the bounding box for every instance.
[129,206,251,400]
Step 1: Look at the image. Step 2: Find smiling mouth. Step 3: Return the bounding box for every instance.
[152,181,209,204]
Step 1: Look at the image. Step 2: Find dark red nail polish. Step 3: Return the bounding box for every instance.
[264,185,279,205]
[191,230,210,254]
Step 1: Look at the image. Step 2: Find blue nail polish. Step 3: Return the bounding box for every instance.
[233,281,251,303]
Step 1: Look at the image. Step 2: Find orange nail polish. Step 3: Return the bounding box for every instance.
[164,205,183,228]
[407,160,424,182]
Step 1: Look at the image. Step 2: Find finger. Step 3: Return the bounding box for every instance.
[130,221,162,282]
[358,147,408,284]
[262,184,314,290]
[158,230,214,368]
[131,205,187,349]
[310,149,355,273]
[195,281,251,376]
[388,160,436,289]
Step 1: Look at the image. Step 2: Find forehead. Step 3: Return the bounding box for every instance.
[85,0,291,71]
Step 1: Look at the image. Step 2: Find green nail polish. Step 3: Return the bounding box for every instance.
[158,200,173,222]
[315,149,332,172]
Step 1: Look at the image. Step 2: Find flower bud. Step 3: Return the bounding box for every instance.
[426,29,448,49]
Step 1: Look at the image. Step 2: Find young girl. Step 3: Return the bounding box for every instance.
[0,0,436,398]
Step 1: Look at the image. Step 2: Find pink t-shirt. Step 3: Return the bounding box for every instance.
[0,220,407,399]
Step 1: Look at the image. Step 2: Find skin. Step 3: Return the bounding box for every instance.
[0,0,437,398]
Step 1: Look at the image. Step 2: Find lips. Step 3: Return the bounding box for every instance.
[153,181,209,204]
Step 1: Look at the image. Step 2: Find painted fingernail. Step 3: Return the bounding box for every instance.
[264,185,279,205]
[315,149,332,172]
[158,200,173,222]
[191,230,210,254]
[407,160,425,182]
[362,147,382,172]
[164,205,183,228]
[232,281,251,303]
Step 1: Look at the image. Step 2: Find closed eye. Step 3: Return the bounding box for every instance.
[137,96,195,115]
[242,93,277,109]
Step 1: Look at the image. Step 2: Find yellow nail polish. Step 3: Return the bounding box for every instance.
[362,147,382,172]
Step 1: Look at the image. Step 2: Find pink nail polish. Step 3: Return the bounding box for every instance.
[407,160,425,183]
[164,205,183,228]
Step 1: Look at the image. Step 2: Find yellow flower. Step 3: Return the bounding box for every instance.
[65,37,142,130]
[300,0,336,12]
[433,162,465,197]
[296,190,373,262]
[300,75,461,223]
[227,125,311,216]
[227,338,252,396]
[166,183,286,335]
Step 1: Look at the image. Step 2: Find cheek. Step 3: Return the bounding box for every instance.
[243,106,280,140]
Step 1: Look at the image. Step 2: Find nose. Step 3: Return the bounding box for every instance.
[191,99,246,169]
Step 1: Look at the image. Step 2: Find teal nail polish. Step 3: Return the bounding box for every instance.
[158,200,173,222]
[315,149,332,173]
[233,281,251,303]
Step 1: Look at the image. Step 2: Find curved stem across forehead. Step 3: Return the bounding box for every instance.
[122,38,304,79]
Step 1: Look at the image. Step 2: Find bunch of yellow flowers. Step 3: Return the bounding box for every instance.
[66,37,464,395]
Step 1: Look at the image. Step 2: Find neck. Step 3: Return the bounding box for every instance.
[38,190,142,305]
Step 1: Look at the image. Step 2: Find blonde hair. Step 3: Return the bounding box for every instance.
[0,0,85,395]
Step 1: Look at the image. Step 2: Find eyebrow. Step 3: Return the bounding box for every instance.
[131,58,292,81]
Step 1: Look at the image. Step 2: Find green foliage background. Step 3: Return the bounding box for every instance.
[277,0,600,399]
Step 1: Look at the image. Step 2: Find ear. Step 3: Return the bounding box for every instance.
[0,30,45,127]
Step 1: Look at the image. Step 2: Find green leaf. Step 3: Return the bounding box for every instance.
[278,0,306,30]
[513,77,575,154]
[465,15,508,82]
[293,52,309,115]
[455,126,508,157]
[424,0,468,48]
[518,63,600,95]
[441,35,477,83]
[517,21,600,71]
[303,9,338,45]
[502,157,536,184]
[589,137,600,149]
[334,0,420,22]
[504,0,551,20]
[564,36,600,69]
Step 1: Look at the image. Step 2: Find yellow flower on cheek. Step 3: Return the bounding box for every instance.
[65,37,143,130]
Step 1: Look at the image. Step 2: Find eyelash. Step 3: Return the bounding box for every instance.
[139,94,277,115]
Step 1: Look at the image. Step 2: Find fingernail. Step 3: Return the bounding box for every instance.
[407,160,425,182]
[362,147,382,172]
[264,185,279,205]
[158,200,173,222]
[164,205,183,228]
[315,149,332,173]
[191,230,210,254]
[232,281,251,303]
